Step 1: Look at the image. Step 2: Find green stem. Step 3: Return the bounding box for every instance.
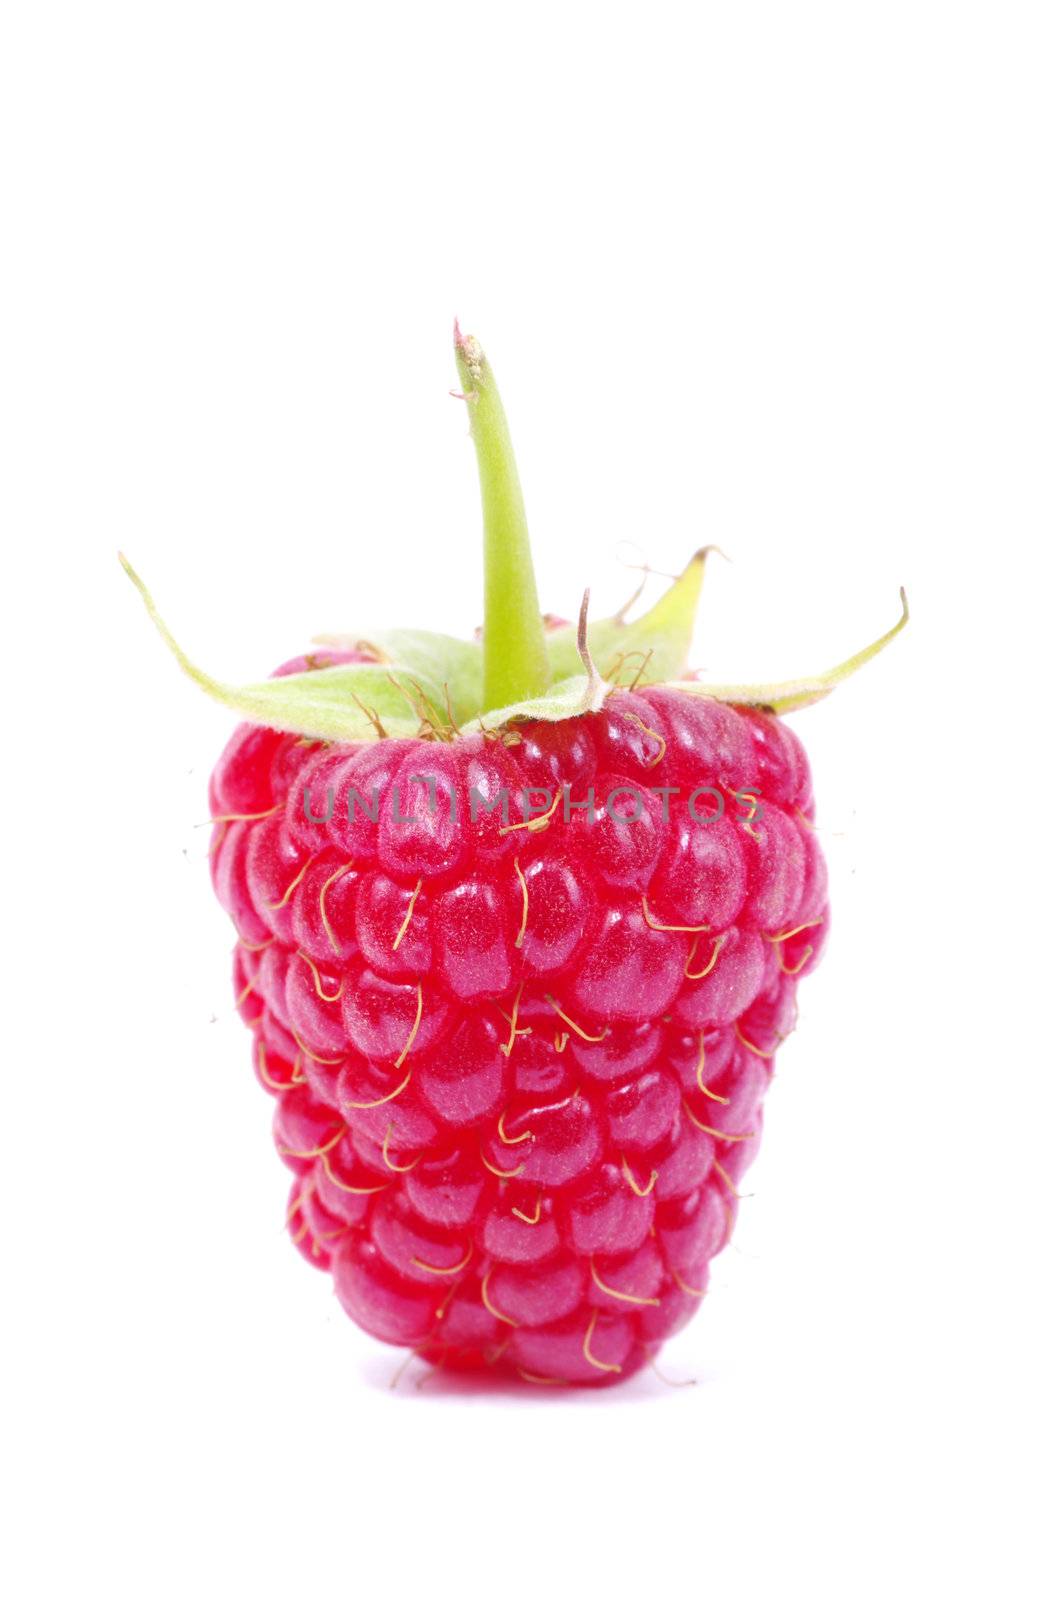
[454,323,550,712]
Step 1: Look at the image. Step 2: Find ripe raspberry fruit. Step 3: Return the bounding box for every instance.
[124,324,905,1385]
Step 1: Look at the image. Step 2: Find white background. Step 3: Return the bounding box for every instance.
[3,4,1057,1596]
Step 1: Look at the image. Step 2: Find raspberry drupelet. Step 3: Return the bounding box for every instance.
[126,322,905,1385]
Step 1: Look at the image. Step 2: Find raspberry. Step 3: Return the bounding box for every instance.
[213,688,827,1383]
[125,323,905,1385]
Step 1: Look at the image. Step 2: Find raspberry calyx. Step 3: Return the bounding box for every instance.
[121,326,906,739]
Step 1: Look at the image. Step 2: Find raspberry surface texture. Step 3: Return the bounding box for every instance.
[125,323,904,1385]
[214,682,827,1384]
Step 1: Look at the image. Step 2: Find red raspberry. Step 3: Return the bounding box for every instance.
[212,686,826,1385]
[125,323,905,1385]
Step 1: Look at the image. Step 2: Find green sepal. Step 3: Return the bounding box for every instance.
[546,548,709,687]
[121,556,428,741]
[669,589,909,713]
[461,671,609,735]
[313,628,483,725]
